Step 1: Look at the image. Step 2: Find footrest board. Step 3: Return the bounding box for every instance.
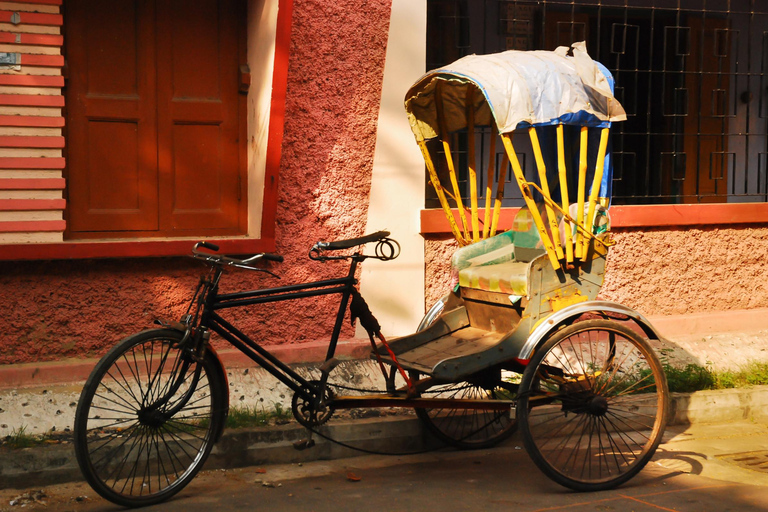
[377,326,506,375]
[375,305,470,358]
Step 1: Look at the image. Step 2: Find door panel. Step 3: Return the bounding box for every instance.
[172,124,223,211]
[66,0,158,233]
[86,121,140,210]
[157,0,242,232]
[683,16,730,203]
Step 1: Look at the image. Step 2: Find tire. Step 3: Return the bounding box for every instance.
[74,329,227,507]
[415,376,518,449]
[517,319,668,491]
[413,296,518,449]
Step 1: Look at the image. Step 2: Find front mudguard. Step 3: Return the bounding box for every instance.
[155,319,230,442]
[517,300,663,360]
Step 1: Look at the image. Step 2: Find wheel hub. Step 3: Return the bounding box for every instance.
[587,396,609,417]
[138,408,167,428]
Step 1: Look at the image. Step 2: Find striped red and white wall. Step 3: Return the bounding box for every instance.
[0,0,65,244]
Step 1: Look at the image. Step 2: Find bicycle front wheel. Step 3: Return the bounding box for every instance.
[74,329,227,507]
[517,319,668,491]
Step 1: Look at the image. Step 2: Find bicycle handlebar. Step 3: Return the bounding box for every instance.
[191,242,283,273]
[197,241,220,252]
[261,253,284,263]
[310,230,400,261]
[191,228,397,270]
[314,230,391,251]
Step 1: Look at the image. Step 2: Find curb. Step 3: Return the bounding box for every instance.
[2,386,768,491]
[669,386,768,425]
[0,416,432,491]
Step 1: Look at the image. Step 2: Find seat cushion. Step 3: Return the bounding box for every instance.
[458,260,530,295]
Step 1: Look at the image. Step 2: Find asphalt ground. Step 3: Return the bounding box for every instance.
[2,421,768,512]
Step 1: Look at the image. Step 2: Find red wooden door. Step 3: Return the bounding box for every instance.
[156,0,242,232]
[65,0,158,233]
[65,0,245,237]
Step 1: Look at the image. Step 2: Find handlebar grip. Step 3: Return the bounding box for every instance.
[262,253,284,263]
[198,242,220,252]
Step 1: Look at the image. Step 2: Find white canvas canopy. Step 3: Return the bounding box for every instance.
[404,42,626,141]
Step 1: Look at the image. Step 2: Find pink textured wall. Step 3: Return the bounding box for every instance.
[424,224,768,316]
[267,0,392,345]
[0,0,393,365]
[601,226,768,315]
[424,235,458,308]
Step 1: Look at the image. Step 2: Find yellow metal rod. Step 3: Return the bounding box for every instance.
[466,87,480,243]
[528,127,565,261]
[483,124,497,239]
[500,133,561,271]
[581,127,610,261]
[556,125,574,263]
[574,126,588,259]
[525,181,613,250]
[490,152,509,238]
[418,140,466,245]
[435,84,470,241]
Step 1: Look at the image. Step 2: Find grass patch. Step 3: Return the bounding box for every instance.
[226,403,293,429]
[662,360,768,393]
[712,361,768,389]
[2,426,47,449]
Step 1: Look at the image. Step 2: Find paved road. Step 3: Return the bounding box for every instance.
[3,422,768,512]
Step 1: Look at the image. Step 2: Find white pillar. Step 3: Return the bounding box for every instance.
[359,0,427,336]
[246,0,279,237]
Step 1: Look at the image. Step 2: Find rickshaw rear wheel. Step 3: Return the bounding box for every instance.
[413,372,518,450]
[517,319,668,491]
[412,298,518,449]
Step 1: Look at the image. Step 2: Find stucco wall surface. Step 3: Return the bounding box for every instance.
[424,235,458,309]
[601,225,768,315]
[424,224,768,316]
[0,0,393,365]
[268,0,392,345]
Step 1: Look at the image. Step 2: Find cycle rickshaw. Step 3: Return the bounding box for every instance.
[73,42,669,507]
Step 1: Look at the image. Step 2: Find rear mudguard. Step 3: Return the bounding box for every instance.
[517,300,663,360]
[155,319,230,441]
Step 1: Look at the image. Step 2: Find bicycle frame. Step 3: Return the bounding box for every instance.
[199,256,363,404]
[186,253,516,412]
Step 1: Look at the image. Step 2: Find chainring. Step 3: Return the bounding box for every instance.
[291,380,335,428]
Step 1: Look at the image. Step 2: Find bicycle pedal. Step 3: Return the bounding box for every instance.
[292,438,316,451]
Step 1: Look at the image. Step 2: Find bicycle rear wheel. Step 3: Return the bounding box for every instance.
[74,328,227,507]
[517,319,668,491]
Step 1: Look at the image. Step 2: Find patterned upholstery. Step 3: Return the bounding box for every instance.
[452,207,545,296]
[458,260,530,295]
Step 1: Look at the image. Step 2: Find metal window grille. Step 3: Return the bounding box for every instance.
[425,0,768,207]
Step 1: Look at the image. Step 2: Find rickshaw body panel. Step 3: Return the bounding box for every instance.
[428,245,610,381]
